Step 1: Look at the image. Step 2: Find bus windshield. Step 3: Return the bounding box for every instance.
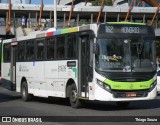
[95,38,156,72]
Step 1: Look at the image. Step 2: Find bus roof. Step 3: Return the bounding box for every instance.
[106,22,146,25]
[2,22,148,43]
[3,24,93,43]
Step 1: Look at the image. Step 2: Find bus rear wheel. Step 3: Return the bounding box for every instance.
[21,81,32,101]
[116,102,130,108]
[69,84,81,108]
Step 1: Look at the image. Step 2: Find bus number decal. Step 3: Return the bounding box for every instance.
[105,26,113,33]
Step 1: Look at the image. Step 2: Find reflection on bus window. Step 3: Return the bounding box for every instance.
[57,37,65,59]
[95,39,124,71]
[4,43,11,62]
[67,36,76,58]
[36,39,44,60]
[95,38,156,72]
[47,38,55,60]
[26,41,34,61]
[18,42,26,61]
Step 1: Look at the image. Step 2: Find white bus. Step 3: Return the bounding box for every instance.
[1,22,157,108]
[157,66,160,93]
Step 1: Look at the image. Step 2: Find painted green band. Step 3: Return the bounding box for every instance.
[107,22,146,25]
[61,27,78,34]
[72,68,77,78]
[8,68,10,77]
[104,78,154,90]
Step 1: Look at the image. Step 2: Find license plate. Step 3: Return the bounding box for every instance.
[126,92,137,97]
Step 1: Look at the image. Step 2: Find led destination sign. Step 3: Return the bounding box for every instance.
[121,27,139,33]
[98,24,153,35]
[105,26,141,34]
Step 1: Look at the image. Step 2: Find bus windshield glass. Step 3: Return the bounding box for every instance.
[95,38,156,72]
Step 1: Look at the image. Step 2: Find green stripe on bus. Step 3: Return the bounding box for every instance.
[107,22,146,25]
[72,68,77,78]
[104,78,154,90]
[61,27,78,34]
[8,69,10,77]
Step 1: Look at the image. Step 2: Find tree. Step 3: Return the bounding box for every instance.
[92,0,113,6]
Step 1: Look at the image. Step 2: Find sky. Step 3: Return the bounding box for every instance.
[1,0,54,4]
[31,0,54,4]
[1,0,160,5]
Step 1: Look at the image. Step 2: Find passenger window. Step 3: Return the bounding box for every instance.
[4,43,11,62]
[26,40,34,61]
[67,35,76,58]
[56,37,65,59]
[36,39,44,61]
[46,38,55,60]
[18,42,26,61]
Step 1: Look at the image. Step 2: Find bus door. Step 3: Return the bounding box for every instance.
[78,35,90,98]
[0,38,2,76]
[10,41,17,91]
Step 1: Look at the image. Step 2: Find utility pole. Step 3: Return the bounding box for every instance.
[6,0,11,35]
[54,0,57,29]
[37,0,43,30]
[150,4,160,26]
[68,0,74,27]
[125,0,135,21]
[58,0,60,5]
[97,0,104,24]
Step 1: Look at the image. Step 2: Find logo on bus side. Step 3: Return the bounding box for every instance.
[58,65,66,72]
[129,83,134,89]
[19,65,29,72]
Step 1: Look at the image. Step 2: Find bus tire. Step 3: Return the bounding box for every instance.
[69,84,81,108]
[21,81,32,102]
[116,102,130,108]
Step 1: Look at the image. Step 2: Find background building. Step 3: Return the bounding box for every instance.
[11,0,31,4]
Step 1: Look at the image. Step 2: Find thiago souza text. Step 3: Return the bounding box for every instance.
[135,117,158,122]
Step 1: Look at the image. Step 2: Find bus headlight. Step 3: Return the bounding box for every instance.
[149,81,157,92]
[97,79,111,93]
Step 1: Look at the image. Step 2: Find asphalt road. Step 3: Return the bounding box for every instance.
[0,86,160,125]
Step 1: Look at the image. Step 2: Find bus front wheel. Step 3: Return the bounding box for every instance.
[21,81,32,101]
[69,84,81,108]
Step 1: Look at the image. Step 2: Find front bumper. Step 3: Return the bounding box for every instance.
[94,83,157,101]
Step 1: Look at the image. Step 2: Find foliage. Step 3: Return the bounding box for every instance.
[92,0,112,6]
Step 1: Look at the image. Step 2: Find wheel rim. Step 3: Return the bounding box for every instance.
[71,90,77,103]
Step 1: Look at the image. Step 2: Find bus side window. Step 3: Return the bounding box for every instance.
[56,36,65,59]
[67,35,76,59]
[4,43,11,62]
[36,39,44,61]
[26,40,35,61]
[18,42,26,61]
[46,37,55,60]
